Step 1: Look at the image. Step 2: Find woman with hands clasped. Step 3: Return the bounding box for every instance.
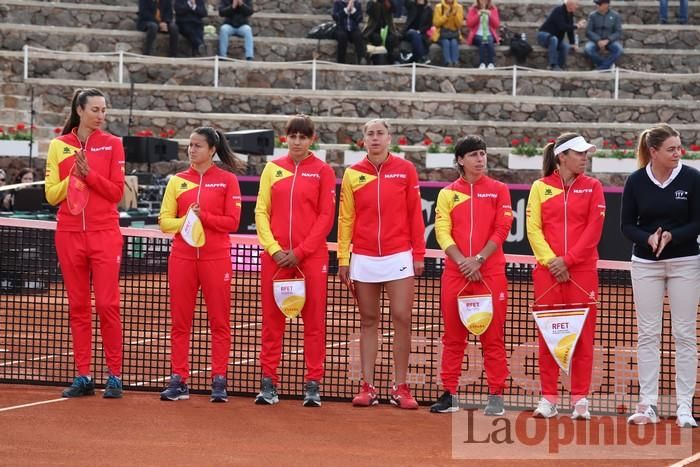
[621,124,700,428]
[158,127,244,403]
[465,0,501,69]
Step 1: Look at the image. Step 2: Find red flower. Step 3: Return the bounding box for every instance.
[398,136,408,146]
[53,127,62,135]
[279,135,287,144]
[690,144,700,152]
[523,137,530,144]
[444,136,453,145]
[423,137,432,146]
[145,130,153,137]
[602,140,609,148]
[167,129,176,137]
[0,128,4,133]
[511,139,520,146]
[159,131,168,138]
[681,148,687,155]
[357,139,365,148]
[16,123,25,131]
[611,143,618,150]
[8,127,16,134]
[625,140,634,147]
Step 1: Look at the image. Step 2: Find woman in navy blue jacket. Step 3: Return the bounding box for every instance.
[333,0,366,64]
[174,0,208,56]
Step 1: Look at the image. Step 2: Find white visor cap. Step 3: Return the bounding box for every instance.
[553,136,596,156]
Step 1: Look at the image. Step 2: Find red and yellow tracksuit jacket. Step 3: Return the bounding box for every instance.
[434,175,512,395]
[159,165,242,259]
[159,164,241,380]
[526,171,606,272]
[44,128,125,376]
[338,154,426,266]
[45,128,125,231]
[255,153,336,384]
[526,171,606,402]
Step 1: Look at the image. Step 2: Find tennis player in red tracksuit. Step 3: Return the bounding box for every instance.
[159,127,242,403]
[431,136,513,416]
[526,133,605,420]
[338,118,426,409]
[45,88,125,399]
[254,115,336,407]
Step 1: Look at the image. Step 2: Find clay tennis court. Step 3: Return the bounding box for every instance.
[1,219,699,464]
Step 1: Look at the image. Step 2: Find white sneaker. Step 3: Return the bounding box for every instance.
[487,63,495,69]
[627,404,659,425]
[533,398,558,418]
[676,404,698,428]
[571,398,591,420]
[478,63,486,70]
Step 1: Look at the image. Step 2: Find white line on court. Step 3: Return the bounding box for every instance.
[668,452,700,467]
[0,398,68,413]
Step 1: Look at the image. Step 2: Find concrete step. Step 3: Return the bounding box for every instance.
[4,1,699,48]
[20,0,700,24]
[5,50,699,100]
[3,24,699,72]
[23,78,700,126]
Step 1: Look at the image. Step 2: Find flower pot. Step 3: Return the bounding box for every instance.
[425,152,454,169]
[343,150,367,166]
[507,153,542,170]
[268,148,327,162]
[591,156,638,174]
[0,140,38,157]
[683,159,700,170]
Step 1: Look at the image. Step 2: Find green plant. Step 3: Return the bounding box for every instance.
[0,124,32,141]
[511,137,539,157]
[348,139,364,151]
[685,144,700,160]
[423,136,454,153]
[601,140,635,159]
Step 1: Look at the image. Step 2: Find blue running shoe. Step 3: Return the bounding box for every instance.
[160,375,189,401]
[103,375,123,399]
[255,376,279,405]
[62,375,95,398]
[210,375,228,403]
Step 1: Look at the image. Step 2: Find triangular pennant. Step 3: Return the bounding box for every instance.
[532,305,589,374]
[180,206,205,248]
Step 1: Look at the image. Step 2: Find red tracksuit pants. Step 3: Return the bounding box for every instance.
[168,255,232,381]
[55,229,123,376]
[533,267,598,404]
[440,271,509,395]
[260,251,328,385]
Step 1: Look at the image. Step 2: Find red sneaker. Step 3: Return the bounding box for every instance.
[390,384,418,410]
[352,382,379,407]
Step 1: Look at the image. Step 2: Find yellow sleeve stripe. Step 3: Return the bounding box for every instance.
[159,176,184,234]
[254,163,282,256]
[344,167,377,192]
[526,180,557,266]
[435,188,460,251]
[337,170,356,266]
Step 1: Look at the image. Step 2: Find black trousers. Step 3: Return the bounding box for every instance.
[139,21,179,57]
[177,21,205,56]
[336,28,366,64]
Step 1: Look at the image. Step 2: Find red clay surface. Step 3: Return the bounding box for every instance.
[1,384,697,466]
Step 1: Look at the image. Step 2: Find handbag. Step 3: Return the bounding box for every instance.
[307,21,338,40]
[439,28,459,41]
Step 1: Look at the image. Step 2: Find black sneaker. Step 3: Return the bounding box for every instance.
[303,381,321,407]
[210,375,228,403]
[255,376,279,405]
[62,376,95,398]
[484,395,505,416]
[430,391,459,413]
[103,375,123,399]
[160,375,190,401]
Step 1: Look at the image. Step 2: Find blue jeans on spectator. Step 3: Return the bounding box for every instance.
[537,31,569,69]
[472,35,495,66]
[440,37,459,65]
[584,40,623,70]
[405,29,427,61]
[659,0,689,23]
[219,23,254,59]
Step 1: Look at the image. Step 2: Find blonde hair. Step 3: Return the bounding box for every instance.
[636,124,680,169]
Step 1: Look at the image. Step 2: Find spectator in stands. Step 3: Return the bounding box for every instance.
[218,0,254,60]
[583,0,623,70]
[0,168,37,211]
[526,133,605,420]
[137,0,179,57]
[174,0,208,57]
[254,115,336,407]
[433,0,465,67]
[333,0,367,64]
[537,0,587,71]
[466,0,501,69]
[0,169,9,211]
[430,135,512,416]
[659,0,688,24]
[621,124,700,428]
[363,0,400,64]
[158,127,244,403]
[337,118,425,410]
[15,168,35,185]
[401,0,433,64]
[45,88,125,399]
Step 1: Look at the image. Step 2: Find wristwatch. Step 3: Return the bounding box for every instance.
[475,254,485,264]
